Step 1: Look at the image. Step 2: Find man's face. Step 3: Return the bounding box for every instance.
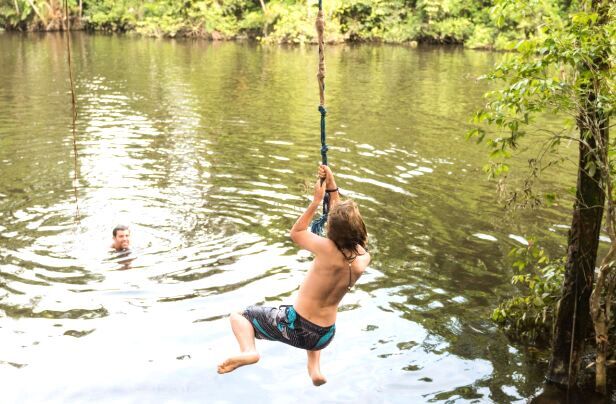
[113,230,130,250]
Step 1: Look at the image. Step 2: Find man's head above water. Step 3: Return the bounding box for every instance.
[111,225,130,251]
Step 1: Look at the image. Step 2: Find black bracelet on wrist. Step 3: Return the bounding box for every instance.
[326,187,339,193]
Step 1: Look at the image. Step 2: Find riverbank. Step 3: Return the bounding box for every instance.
[0,0,569,50]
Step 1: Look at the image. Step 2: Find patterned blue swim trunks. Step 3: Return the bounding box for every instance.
[242,305,336,351]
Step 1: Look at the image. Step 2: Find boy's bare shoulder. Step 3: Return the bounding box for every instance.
[318,236,340,252]
[355,250,371,271]
[357,245,370,259]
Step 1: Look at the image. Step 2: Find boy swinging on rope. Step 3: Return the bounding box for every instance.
[217,164,370,386]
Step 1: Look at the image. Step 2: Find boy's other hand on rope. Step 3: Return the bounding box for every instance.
[313,176,326,203]
[318,164,338,191]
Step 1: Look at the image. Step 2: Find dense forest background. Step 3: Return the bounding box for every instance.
[1,0,574,49]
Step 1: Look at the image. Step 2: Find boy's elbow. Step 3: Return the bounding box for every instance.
[290,228,305,244]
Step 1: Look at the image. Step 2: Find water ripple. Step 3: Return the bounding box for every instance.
[0,36,577,401]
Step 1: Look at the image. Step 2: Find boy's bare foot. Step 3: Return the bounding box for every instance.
[217,352,260,374]
[309,369,327,386]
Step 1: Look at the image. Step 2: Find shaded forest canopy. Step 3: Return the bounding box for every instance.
[1,0,577,49]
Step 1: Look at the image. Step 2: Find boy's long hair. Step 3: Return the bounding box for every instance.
[326,200,367,261]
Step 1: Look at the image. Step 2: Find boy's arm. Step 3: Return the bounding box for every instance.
[290,176,330,254]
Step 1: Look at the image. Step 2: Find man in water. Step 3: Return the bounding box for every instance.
[217,165,370,386]
[110,225,131,251]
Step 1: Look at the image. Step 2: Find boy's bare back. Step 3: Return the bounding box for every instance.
[294,240,370,326]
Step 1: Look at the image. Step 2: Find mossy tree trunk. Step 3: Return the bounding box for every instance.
[547,119,606,388]
[547,1,611,388]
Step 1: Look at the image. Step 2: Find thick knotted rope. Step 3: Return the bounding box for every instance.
[310,1,329,235]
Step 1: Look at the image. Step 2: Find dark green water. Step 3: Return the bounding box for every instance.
[0,33,579,402]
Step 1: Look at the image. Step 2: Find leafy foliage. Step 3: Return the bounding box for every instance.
[492,240,564,345]
[86,0,137,32]
[0,0,80,31]
[493,242,615,349]
[0,0,32,30]
[467,0,615,207]
[0,0,588,48]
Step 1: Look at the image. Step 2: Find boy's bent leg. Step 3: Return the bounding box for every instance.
[306,350,327,386]
[217,312,260,374]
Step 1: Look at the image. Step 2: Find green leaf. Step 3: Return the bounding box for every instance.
[513,261,526,271]
[571,12,589,25]
[516,39,534,54]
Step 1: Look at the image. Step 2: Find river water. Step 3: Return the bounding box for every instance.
[0,33,579,402]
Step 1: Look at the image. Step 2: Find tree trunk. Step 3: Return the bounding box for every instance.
[259,0,268,37]
[26,0,47,26]
[551,145,605,388]
[547,0,611,390]
[587,0,612,394]
[590,258,614,394]
[547,138,605,388]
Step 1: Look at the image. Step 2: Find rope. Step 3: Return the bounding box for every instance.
[310,0,329,235]
[64,0,80,222]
